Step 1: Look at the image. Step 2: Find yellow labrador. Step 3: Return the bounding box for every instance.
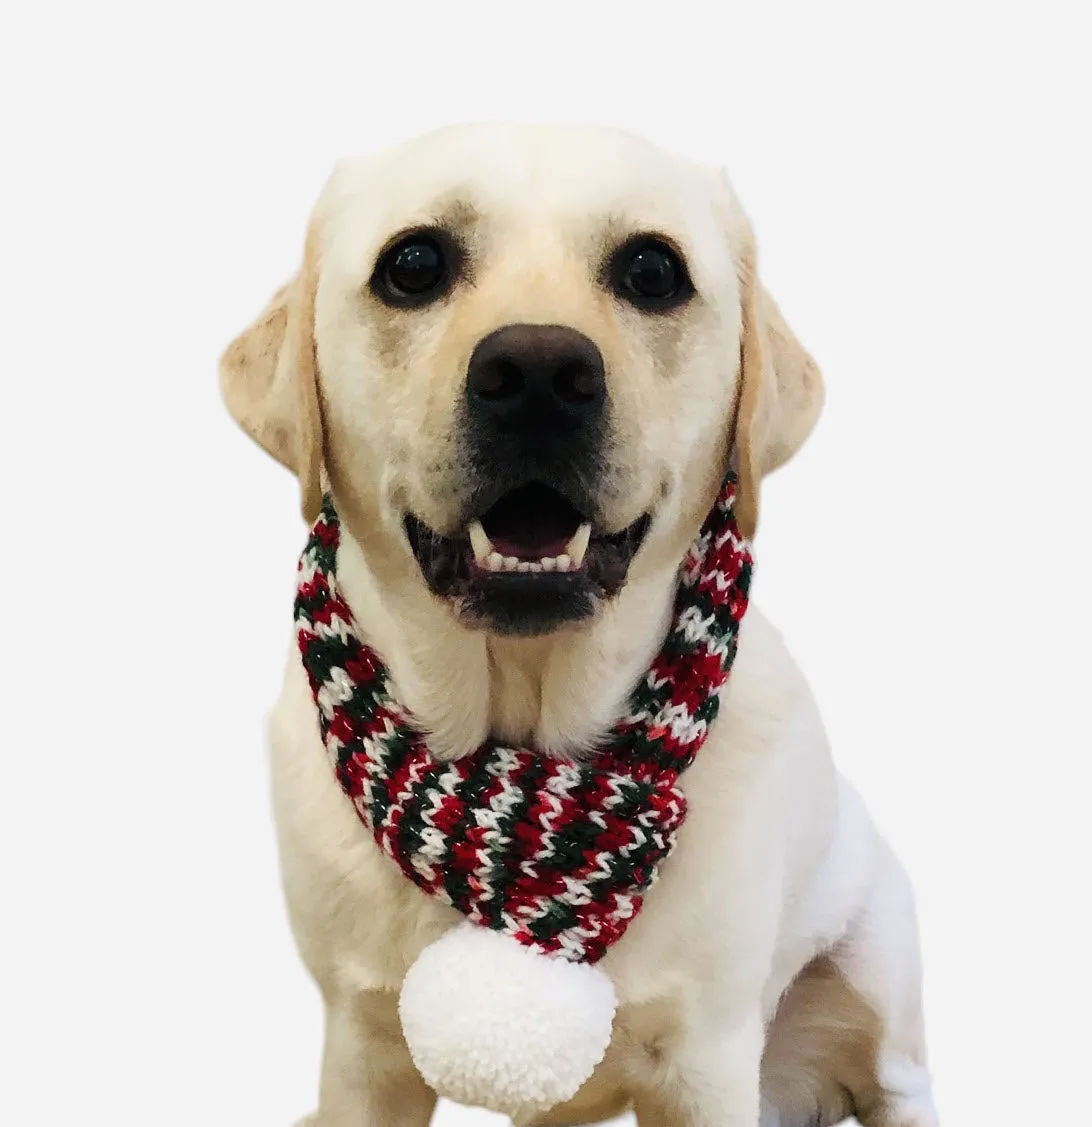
[221,123,937,1127]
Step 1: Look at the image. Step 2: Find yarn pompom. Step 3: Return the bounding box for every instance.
[398,924,617,1117]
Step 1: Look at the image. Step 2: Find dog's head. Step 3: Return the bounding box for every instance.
[222,124,821,636]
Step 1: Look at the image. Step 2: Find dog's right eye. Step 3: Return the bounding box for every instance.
[372,234,451,306]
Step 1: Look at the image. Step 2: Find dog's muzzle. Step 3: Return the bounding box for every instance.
[402,324,650,635]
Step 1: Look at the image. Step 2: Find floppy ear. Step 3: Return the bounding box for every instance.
[220,232,324,523]
[732,236,824,540]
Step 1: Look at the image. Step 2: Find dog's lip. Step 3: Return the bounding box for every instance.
[403,513,642,567]
[401,480,653,609]
[403,504,652,589]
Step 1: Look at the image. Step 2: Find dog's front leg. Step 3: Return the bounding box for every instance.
[298,990,436,1127]
[633,1008,764,1127]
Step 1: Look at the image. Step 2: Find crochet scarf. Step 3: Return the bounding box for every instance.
[294,474,752,965]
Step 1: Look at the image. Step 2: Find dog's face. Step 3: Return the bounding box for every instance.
[223,125,822,636]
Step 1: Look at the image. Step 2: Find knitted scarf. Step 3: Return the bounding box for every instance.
[294,474,752,965]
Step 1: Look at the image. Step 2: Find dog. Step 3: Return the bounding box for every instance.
[221,123,938,1127]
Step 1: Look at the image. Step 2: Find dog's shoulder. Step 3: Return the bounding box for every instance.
[268,653,457,991]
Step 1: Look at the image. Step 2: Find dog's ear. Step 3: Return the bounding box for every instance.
[732,235,824,540]
[220,232,323,523]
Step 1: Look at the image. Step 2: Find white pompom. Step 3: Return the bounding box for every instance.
[398,923,617,1118]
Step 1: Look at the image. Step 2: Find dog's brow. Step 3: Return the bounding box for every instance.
[429,198,479,241]
[596,214,687,259]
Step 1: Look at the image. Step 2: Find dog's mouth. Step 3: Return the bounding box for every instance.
[403,482,651,635]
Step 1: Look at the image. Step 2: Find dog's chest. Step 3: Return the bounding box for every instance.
[268,611,798,992]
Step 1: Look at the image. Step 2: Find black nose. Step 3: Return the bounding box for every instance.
[465,324,606,434]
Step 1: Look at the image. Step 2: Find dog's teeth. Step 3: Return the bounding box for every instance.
[480,551,563,574]
[566,523,592,568]
[468,520,493,564]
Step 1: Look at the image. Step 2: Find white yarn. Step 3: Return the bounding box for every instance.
[399,924,617,1118]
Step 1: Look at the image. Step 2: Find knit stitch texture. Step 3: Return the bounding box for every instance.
[294,475,752,964]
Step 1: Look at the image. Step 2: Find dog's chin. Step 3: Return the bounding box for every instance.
[403,482,651,637]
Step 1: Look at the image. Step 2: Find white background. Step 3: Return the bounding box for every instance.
[2,2,1090,1125]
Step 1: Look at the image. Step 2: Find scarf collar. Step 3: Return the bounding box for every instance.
[294,474,752,964]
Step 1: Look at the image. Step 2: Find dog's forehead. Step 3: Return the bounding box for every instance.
[318,124,729,265]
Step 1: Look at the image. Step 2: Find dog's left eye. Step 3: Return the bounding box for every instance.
[373,234,451,305]
[612,237,693,310]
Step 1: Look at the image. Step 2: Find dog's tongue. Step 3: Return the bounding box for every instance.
[481,484,583,560]
[489,533,573,560]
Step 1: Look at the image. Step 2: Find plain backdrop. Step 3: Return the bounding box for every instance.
[2,2,1090,1125]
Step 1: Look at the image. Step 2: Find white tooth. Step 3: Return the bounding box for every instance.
[487,551,505,571]
[566,523,592,568]
[540,557,556,571]
[504,556,520,571]
[527,562,542,572]
[517,561,532,572]
[555,554,572,572]
[468,520,493,564]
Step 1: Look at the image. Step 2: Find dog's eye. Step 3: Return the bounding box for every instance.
[613,238,692,311]
[373,234,449,305]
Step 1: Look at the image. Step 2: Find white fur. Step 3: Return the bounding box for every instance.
[227,124,937,1126]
